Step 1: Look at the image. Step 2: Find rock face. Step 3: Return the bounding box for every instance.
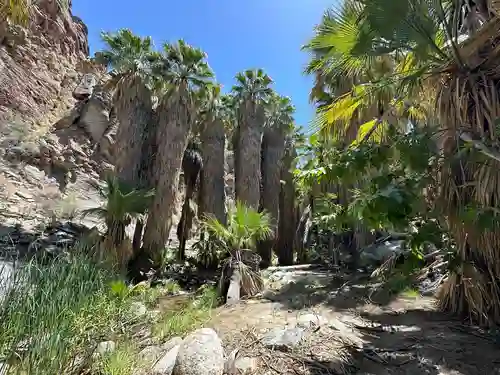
[0,1,98,129]
[173,328,224,375]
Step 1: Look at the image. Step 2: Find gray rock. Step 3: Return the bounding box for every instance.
[262,327,305,349]
[153,344,180,375]
[360,240,404,266]
[162,336,183,351]
[173,328,224,375]
[0,261,15,305]
[139,345,164,365]
[96,340,115,356]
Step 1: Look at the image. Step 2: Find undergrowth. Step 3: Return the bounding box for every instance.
[0,253,218,375]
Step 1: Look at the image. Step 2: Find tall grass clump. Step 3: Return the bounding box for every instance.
[0,253,129,375]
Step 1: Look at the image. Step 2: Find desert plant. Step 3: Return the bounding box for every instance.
[82,175,154,268]
[202,201,273,296]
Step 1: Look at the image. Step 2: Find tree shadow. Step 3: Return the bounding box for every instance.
[264,268,409,312]
[343,309,500,375]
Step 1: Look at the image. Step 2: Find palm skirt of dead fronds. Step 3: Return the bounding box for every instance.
[219,249,264,298]
[434,17,500,325]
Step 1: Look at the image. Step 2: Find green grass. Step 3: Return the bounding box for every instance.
[0,252,219,375]
[153,285,218,340]
[0,254,134,375]
[93,341,141,375]
[382,272,420,298]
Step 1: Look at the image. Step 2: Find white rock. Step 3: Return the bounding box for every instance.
[173,328,224,375]
[96,340,115,356]
[162,336,183,351]
[153,344,180,375]
[234,357,258,374]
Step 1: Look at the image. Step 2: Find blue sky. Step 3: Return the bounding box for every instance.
[72,0,334,128]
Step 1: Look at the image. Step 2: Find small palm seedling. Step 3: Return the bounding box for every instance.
[201,201,274,299]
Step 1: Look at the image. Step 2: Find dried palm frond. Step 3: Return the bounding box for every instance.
[219,249,264,298]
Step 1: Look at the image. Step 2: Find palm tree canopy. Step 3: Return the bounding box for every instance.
[154,39,214,96]
[265,93,296,134]
[231,69,274,104]
[202,201,274,251]
[95,29,159,77]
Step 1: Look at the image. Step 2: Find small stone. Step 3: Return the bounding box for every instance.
[153,344,180,375]
[261,327,305,349]
[96,340,115,356]
[234,357,258,374]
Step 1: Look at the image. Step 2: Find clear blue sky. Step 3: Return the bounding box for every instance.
[72,0,334,128]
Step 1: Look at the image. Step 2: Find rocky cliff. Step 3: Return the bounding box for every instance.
[0,0,99,130]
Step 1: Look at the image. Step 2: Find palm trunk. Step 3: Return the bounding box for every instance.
[199,116,226,225]
[113,74,152,262]
[142,84,193,262]
[277,141,296,266]
[235,99,263,209]
[258,127,286,267]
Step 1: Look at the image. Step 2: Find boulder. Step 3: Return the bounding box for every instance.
[77,97,110,142]
[153,344,180,375]
[173,328,224,375]
[262,327,305,349]
[95,340,115,356]
[73,73,97,100]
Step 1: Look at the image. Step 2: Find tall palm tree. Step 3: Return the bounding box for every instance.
[277,132,299,266]
[258,93,295,266]
[198,84,228,226]
[232,69,273,209]
[142,40,214,261]
[97,29,158,254]
[308,0,500,324]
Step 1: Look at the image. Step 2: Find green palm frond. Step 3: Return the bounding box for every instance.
[202,201,273,251]
[231,69,274,104]
[82,175,155,224]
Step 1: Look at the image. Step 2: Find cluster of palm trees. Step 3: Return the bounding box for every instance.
[304,0,500,325]
[92,29,298,271]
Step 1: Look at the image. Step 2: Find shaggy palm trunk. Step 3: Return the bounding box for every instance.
[199,117,226,225]
[277,142,296,265]
[235,99,263,209]
[257,127,286,267]
[112,74,152,262]
[142,84,193,262]
[434,22,500,325]
[177,147,203,261]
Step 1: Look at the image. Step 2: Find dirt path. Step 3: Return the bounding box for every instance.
[208,267,500,375]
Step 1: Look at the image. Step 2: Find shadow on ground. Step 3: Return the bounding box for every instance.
[348,309,500,374]
[265,268,408,312]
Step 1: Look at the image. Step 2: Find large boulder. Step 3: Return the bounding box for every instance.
[173,328,224,375]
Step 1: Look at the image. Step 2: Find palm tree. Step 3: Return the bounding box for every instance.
[142,40,214,261]
[257,93,295,266]
[308,0,500,324]
[198,84,228,226]
[176,141,203,261]
[82,175,154,269]
[97,29,159,254]
[202,201,273,299]
[232,69,274,209]
[278,132,300,266]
